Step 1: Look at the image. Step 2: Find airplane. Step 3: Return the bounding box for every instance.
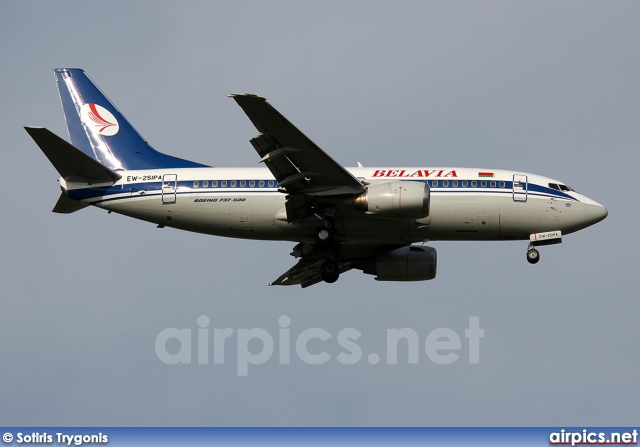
[25,68,608,287]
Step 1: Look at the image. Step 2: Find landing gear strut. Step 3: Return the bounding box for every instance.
[314,206,337,249]
[315,209,340,283]
[526,244,540,264]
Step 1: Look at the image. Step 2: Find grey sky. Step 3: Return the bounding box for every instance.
[1,1,638,426]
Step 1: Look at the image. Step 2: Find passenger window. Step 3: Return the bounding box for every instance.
[259,180,265,187]
[212,180,218,187]
[193,181,199,188]
[249,180,255,187]
[471,181,477,187]
[462,180,468,187]
[203,180,209,188]
[490,181,496,187]
[432,180,438,187]
[221,181,227,187]
[452,181,458,187]
[268,180,275,187]
[240,180,246,187]
[443,180,449,187]
[500,181,505,188]
[230,181,237,187]
[481,181,487,187]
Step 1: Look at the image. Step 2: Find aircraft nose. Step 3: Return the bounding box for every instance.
[585,202,608,226]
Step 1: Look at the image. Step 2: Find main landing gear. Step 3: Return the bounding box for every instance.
[314,214,340,283]
[320,260,340,283]
[314,225,334,248]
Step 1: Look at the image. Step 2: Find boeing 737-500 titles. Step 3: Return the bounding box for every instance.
[25,69,608,287]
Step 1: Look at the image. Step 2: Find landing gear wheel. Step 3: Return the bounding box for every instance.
[527,248,540,264]
[320,260,340,283]
[314,225,334,248]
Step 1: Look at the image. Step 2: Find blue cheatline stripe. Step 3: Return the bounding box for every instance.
[85,189,280,206]
[64,179,579,204]
[65,180,280,202]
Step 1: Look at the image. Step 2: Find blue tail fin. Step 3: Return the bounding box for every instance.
[55,68,207,171]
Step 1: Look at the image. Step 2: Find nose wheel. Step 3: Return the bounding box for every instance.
[526,244,540,264]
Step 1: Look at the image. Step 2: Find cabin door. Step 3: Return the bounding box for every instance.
[512,174,528,202]
[162,174,177,204]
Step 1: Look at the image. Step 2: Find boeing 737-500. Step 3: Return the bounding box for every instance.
[25,69,608,287]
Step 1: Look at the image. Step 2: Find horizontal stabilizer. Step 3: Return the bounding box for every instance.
[24,126,121,184]
[52,193,89,214]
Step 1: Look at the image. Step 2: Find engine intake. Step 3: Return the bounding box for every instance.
[363,246,437,281]
[353,181,429,218]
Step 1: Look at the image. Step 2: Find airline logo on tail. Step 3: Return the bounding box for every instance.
[80,103,119,136]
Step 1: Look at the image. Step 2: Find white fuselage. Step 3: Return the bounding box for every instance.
[62,166,607,245]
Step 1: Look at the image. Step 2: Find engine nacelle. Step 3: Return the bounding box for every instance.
[353,181,429,218]
[363,246,437,281]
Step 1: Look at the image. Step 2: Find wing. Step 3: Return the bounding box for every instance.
[269,258,356,288]
[230,95,394,287]
[229,94,365,198]
[268,242,406,288]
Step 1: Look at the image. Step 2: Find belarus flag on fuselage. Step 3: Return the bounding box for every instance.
[478,172,494,178]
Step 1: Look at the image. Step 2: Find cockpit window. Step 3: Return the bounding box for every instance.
[549,182,576,193]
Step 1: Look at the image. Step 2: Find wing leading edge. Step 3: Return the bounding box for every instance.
[229,94,365,197]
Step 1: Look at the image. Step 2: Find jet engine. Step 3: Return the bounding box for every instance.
[363,246,437,281]
[353,181,429,218]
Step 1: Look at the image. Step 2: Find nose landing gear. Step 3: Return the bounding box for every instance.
[526,244,540,264]
[526,230,562,265]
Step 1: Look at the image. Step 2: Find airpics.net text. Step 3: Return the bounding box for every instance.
[155,316,484,376]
